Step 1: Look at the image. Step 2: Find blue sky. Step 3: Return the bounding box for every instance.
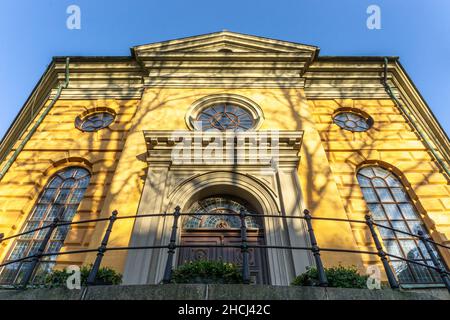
[0,0,449,138]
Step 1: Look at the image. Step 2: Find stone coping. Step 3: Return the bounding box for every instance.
[0,284,448,300]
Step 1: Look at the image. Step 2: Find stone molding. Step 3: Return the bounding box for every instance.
[123,129,311,285]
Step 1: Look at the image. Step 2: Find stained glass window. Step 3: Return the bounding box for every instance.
[357,166,443,284]
[0,167,90,285]
[333,112,371,132]
[184,197,261,229]
[195,104,254,132]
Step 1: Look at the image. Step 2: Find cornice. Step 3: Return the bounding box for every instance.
[132,30,319,54]
[390,60,450,164]
[303,59,398,99]
[0,61,58,162]
[0,57,145,164]
[143,130,304,168]
[51,58,144,99]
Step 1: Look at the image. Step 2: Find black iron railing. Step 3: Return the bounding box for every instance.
[0,207,449,292]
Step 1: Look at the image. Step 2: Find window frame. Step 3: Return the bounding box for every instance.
[183,196,262,230]
[332,108,374,132]
[195,104,255,132]
[0,167,91,285]
[75,107,116,132]
[185,94,264,132]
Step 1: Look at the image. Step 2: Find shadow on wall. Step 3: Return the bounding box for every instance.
[11,55,443,282]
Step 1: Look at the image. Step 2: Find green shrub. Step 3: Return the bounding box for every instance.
[44,265,122,287]
[291,265,369,289]
[171,260,243,284]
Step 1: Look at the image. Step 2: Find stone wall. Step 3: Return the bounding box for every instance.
[310,98,450,272]
[0,99,140,267]
[0,284,447,300]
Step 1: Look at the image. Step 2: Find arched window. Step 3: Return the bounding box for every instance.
[180,195,268,284]
[194,104,255,132]
[0,167,90,285]
[184,197,261,229]
[357,166,443,284]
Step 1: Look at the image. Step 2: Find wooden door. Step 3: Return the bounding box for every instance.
[179,230,269,284]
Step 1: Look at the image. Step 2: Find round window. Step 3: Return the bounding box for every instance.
[77,112,115,132]
[195,104,254,132]
[333,112,372,132]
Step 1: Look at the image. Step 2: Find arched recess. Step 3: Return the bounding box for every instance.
[0,164,91,285]
[0,158,93,261]
[356,160,446,284]
[166,171,279,285]
[166,171,279,215]
[167,173,274,284]
[123,170,311,286]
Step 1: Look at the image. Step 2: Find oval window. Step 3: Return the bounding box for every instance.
[77,112,115,132]
[333,111,372,132]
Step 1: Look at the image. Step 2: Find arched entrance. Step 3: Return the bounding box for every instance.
[179,196,269,284]
[124,169,311,286]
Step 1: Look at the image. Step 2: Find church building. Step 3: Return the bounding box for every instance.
[0,31,448,288]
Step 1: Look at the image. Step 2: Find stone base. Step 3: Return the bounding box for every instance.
[0,284,448,300]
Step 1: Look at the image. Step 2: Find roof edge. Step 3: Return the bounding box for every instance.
[0,59,57,152]
[317,56,399,61]
[132,30,319,51]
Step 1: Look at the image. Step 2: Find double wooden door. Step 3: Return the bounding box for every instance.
[179,230,269,284]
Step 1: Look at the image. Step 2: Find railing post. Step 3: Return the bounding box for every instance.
[303,209,328,287]
[86,210,118,286]
[162,206,181,284]
[365,214,399,289]
[240,208,250,285]
[417,230,450,293]
[20,206,64,289]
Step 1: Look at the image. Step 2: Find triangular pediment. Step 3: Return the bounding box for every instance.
[132,31,318,55]
[132,31,319,88]
[186,41,270,53]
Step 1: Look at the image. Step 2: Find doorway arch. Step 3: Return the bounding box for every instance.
[162,171,287,285]
[124,170,311,286]
[167,171,280,215]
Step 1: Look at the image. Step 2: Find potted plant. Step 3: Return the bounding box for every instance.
[44,264,122,287]
[171,260,243,284]
[291,265,369,289]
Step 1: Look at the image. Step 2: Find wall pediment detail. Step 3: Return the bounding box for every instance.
[132,31,318,88]
[143,130,303,169]
[133,31,318,54]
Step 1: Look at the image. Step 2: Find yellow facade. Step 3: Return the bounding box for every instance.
[0,99,140,267]
[311,99,450,267]
[0,32,448,286]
